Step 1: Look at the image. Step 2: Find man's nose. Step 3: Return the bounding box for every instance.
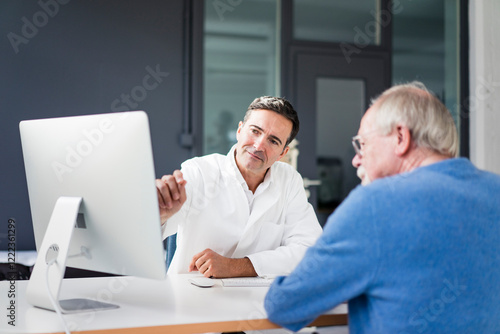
[352,153,362,168]
[254,136,265,150]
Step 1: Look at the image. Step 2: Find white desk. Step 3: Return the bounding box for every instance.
[1,274,347,333]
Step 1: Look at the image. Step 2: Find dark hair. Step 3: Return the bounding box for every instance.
[243,96,300,147]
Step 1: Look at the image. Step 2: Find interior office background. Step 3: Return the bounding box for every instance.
[0,0,498,251]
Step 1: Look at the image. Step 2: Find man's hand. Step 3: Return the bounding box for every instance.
[155,170,187,224]
[189,248,257,278]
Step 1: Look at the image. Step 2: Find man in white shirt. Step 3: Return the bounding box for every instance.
[156,96,322,278]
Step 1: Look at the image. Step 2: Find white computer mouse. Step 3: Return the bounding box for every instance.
[188,277,216,288]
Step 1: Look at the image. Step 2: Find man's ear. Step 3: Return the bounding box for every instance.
[236,121,243,140]
[394,125,412,156]
[277,146,290,161]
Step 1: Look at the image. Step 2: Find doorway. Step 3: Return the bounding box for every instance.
[289,48,390,225]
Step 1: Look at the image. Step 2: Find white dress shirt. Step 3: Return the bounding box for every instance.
[162,146,322,276]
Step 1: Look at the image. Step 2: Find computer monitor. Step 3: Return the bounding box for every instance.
[19,111,166,313]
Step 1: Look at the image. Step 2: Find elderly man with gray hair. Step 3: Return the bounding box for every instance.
[264,82,500,333]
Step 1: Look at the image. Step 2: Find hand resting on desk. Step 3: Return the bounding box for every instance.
[189,248,257,278]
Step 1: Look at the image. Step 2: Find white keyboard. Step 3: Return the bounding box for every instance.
[221,277,274,287]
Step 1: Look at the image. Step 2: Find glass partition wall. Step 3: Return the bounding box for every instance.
[203,0,279,155]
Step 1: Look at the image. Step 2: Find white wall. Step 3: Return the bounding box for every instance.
[469,0,500,174]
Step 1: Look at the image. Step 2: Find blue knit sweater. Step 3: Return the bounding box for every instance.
[265,158,500,333]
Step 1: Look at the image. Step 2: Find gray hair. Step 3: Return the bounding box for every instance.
[371,82,459,157]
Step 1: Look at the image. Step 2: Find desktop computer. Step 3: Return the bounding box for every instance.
[19,111,166,313]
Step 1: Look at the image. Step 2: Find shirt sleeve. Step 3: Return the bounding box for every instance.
[246,170,323,276]
[264,186,380,331]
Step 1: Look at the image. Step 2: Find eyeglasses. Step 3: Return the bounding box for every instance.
[351,135,364,157]
[352,131,378,157]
